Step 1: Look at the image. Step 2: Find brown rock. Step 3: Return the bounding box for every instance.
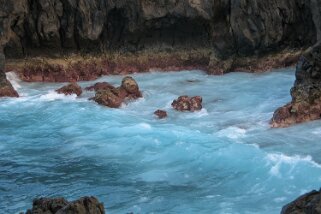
[121,76,142,98]
[154,110,168,119]
[85,82,115,91]
[0,51,19,98]
[92,76,142,108]
[56,82,82,96]
[92,88,123,108]
[24,196,105,214]
[172,96,203,112]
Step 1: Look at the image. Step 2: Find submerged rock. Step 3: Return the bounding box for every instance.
[154,110,168,119]
[85,82,115,91]
[24,196,105,214]
[92,76,142,108]
[0,51,19,98]
[56,83,82,96]
[281,189,321,214]
[172,96,203,112]
[271,44,321,127]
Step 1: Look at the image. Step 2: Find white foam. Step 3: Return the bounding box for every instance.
[39,91,77,101]
[217,126,247,139]
[138,123,152,130]
[5,72,22,90]
[267,153,321,176]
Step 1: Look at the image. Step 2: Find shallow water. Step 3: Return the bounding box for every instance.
[1,69,321,214]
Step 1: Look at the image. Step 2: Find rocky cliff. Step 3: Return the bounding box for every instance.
[271,44,321,127]
[0,0,319,64]
[0,51,19,97]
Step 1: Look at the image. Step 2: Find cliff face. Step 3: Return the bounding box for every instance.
[0,51,19,97]
[0,0,319,60]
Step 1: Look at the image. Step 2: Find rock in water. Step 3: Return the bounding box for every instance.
[56,83,82,96]
[154,110,168,119]
[85,82,115,91]
[24,196,105,214]
[271,44,321,127]
[92,76,142,108]
[281,189,321,214]
[121,76,142,98]
[0,51,19,98]
[92,88,123,108]
[172,96,203,112]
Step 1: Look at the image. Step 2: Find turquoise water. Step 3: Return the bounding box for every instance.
[1,69,321,213]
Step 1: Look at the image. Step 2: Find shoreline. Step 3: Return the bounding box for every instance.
[5,49,302,83]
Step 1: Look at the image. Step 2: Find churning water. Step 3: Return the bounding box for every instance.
[1,69,321,213]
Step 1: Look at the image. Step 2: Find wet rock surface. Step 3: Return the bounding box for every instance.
[154,110,168,119]
[85,82,115,91]
[271,44,321,127]
[92,76,142,108]
[24,196,105,214]
[0,51,19,97]
[56,82,82,96]
[281,189,321,214]
[172,96,203,112]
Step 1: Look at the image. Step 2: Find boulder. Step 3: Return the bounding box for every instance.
[281,189,321,214]
[172,96,203,112]
[24,196,105,214]
[271,45,321,127]
[0,51,19,98]
[154,110,168,119]
[92,88,123,108]
[92,76,142,108]
[56,83,82,96]
[121,76,142,98]
[85,82,115,91]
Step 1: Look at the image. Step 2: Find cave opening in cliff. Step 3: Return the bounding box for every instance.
[141,16,211,50]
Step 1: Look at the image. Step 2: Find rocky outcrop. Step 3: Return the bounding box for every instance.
[85,82,115,91]
[154,110,168,119]
[271,44,321,127]
[0,51,19,97]
[56,82,82,96]
[0,0,319,73]
[172,96,203,112]
[92,76,142,108]
[24,196,105,214]
[281,189,321,214]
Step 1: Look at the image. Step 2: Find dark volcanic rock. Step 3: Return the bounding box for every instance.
[25,196,105,214]
[56,82,82,96]
[0,51,19,97]
[172,96,203,112]
[281,189,321,214]
[92,76,142,108]
[154,110,168,119]
[85,82,115,91]
[271,44,321,127]
[0,0,320,68]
